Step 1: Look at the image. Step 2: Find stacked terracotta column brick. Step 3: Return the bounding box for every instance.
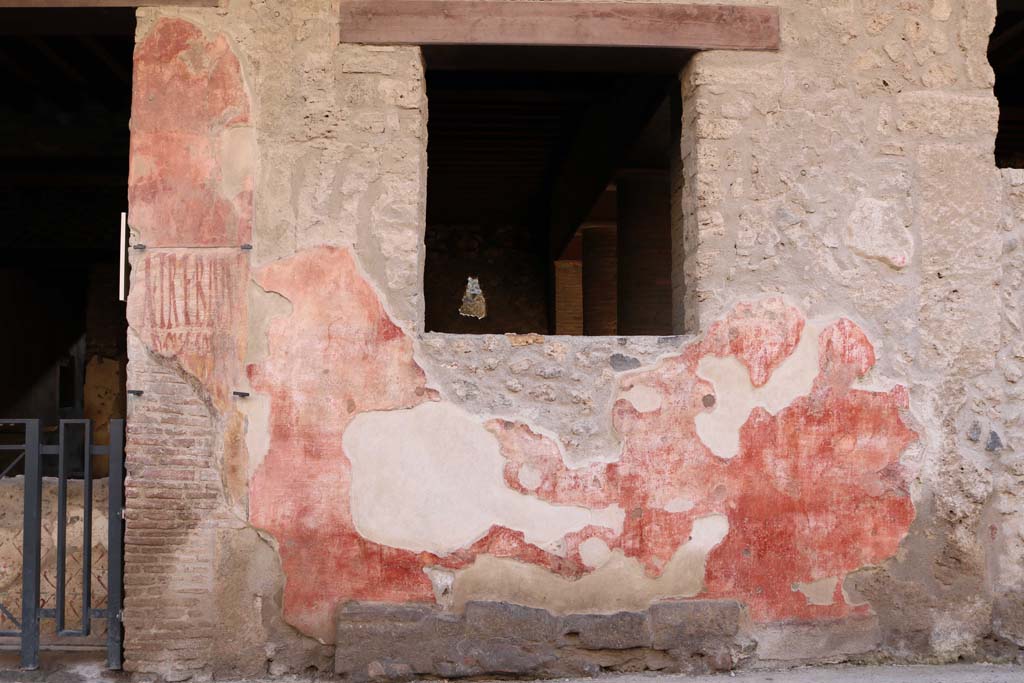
[554,260,584,334]
[581,225,618,335]
[122,345,225,675]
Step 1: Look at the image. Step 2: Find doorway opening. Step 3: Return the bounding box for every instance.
[0,6,134,658]
[0,8,133,465]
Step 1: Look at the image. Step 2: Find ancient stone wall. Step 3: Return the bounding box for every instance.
[122,1,1022,680]
[993,168,1024,646]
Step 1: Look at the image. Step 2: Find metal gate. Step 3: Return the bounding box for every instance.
[0,419,124,670]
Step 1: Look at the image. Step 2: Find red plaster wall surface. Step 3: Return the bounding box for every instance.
[124,19,256,673]
[129,18,252,248]
[247,247,917,642]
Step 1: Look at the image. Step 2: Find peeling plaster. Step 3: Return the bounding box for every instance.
[423,566,455,609]
[517,464,543,491]
[343,401,625,556]
[619,384,663,413]
[449,515,730,614]
[247,248,917,641]
[578,537,612,569]
[794,577,840,606]
[695,321,820,459]
[241,393,272,481]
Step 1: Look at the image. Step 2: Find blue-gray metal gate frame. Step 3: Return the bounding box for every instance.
[0,419,125,670]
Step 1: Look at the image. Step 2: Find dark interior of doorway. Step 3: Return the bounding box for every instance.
[423,46,684,336]
[0,8,135,475]
[992,0,1024,168]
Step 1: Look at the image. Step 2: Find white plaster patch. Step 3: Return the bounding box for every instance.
[449,514,730,614]
[663,497,695,514]
[423,566,455,609]
[695,323,821,459]
[793,576,839,606]
[618,384,663,413]
[517,464,543,491]
[241,393,272,480]
[343,402,625,556]
[578,537,612,569]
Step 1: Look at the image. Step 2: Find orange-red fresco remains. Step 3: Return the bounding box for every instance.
[128,16,917,648]
[247,246,917,642]
[129,18,252,248]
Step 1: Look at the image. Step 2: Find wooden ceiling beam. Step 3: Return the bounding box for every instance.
[340,1,780,52]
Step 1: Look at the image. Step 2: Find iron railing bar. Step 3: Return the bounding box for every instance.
[0,631,20,638]
[0,452,25,480]
[107,419,124,670]
[0,602,20,628]
[57,629,86,637]
[91,445,108,456]
[37,609,56,618]
[40,446,58,456]
[82,419,92,636]
[20,420,40,670]
[55,422,67,634]
[0,446,27,451]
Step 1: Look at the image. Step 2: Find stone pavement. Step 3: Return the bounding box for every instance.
[577,664,1024,683]
[0,657,1022,683]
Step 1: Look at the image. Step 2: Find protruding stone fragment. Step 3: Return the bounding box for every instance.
[610,353,642,371]
[987,431,1005,452]
[845,198,914,269]
[967,421,982,442]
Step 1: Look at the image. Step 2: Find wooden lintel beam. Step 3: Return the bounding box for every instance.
[547,76,673,259]
[340,1,780,52]
[0,1,218,7]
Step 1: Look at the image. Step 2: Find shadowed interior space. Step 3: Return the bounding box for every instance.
[0,9,134,474]
[423,48,683,336]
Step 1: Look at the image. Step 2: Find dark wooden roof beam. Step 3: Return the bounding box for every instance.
[341,1,780,52]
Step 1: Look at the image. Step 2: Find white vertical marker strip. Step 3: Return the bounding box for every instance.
[119,211,127,302]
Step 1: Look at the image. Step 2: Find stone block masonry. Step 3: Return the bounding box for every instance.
[335,600,751,680]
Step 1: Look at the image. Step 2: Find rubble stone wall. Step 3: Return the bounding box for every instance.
[122,1,1022,680]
